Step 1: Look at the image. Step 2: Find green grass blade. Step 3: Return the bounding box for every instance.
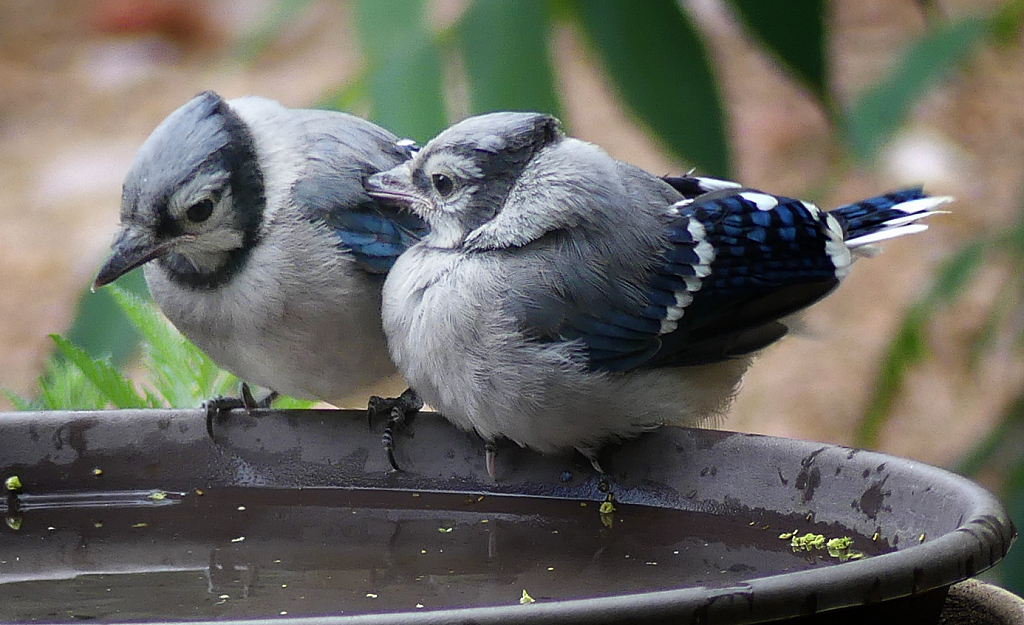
[35,357,111,411]
[843,16,988,163]
[572,0,731,176]
[49,335,148,409]
[3,389,37,411]
[458,0,562,116]
[354,0,448,141]
[108,286,240,407]
[729,0,828,106]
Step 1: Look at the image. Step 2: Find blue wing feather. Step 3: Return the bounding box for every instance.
[555,187,846,372]
[292,134,428,274]
[325,207,428,274]
[519,182,935,372]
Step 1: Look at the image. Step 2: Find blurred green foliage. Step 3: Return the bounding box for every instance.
[8,286,314,411]
[843,16,989,162]
[845,0,1024,593]
[730,0,828,104]
[574,0,730,176]
[18,0,1024,594]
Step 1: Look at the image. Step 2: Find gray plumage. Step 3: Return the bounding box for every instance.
[94,91,425,405]
[365,112,949,460]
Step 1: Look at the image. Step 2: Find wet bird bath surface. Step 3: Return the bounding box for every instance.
[0,488,889,622]
[0,409,1014,624]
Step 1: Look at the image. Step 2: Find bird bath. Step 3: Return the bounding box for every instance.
[0,408,1015,624]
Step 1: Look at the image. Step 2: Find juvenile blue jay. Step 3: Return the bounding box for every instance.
[365,112,950,475]
[93,91,427,431]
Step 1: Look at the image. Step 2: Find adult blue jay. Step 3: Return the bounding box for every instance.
[365,112,950,476]
[93,92,427,432]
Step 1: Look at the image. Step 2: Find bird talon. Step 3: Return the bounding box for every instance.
[383,429,403,472]
[202,385,277,439]
[366,395,388,428]
[399,386,424,412]
[485,442,498,480]
[202,395,244,439]
[240,383,257,412]
[367,388,422,471]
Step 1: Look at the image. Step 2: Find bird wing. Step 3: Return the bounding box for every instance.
[292,127,428,274]
[549,188,847,372]
[321,205,428,274]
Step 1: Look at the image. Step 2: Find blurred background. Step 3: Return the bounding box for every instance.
[2,0,1024,588]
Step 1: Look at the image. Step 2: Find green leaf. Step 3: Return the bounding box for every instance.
[843,16,988,163]
[855,233,995,447]
[458,0,562,116]
[989,0,1024,47]
[10,285,316,411]
[49,334,148,409]
[856,238,988,447]
[65,269,149,368]
[573,0,731,176]
[355,0,448,141]
[729,0,828,104]
[274,395,318,409]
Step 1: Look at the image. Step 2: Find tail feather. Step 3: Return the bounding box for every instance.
[830,189,953,250]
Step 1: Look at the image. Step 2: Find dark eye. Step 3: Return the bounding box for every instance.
[431,173,455,198]
[186,198,215,223]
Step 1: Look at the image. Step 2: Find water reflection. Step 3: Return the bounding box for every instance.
[0,488,886,621]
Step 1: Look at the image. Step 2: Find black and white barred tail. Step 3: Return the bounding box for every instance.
[830,188,952,250]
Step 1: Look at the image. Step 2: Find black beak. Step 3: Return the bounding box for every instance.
[92,228,186,291]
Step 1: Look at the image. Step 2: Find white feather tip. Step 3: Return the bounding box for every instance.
[846,223,929,248]
[894,195,955,214]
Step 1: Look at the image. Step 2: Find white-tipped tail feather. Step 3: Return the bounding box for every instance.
[843,195,953,249]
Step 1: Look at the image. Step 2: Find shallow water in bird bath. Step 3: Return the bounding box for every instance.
[0,488,889,622]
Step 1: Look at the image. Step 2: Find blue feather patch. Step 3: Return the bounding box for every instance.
[322,208,428,274]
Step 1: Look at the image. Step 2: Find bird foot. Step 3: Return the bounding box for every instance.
[204,383,278,438]
[367,388,423,471]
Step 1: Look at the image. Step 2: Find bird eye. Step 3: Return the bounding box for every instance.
[186,198,215,223]
[431,173,455,198]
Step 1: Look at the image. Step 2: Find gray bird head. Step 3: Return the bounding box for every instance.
[364,112,562,249]
[94,91,265,291]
